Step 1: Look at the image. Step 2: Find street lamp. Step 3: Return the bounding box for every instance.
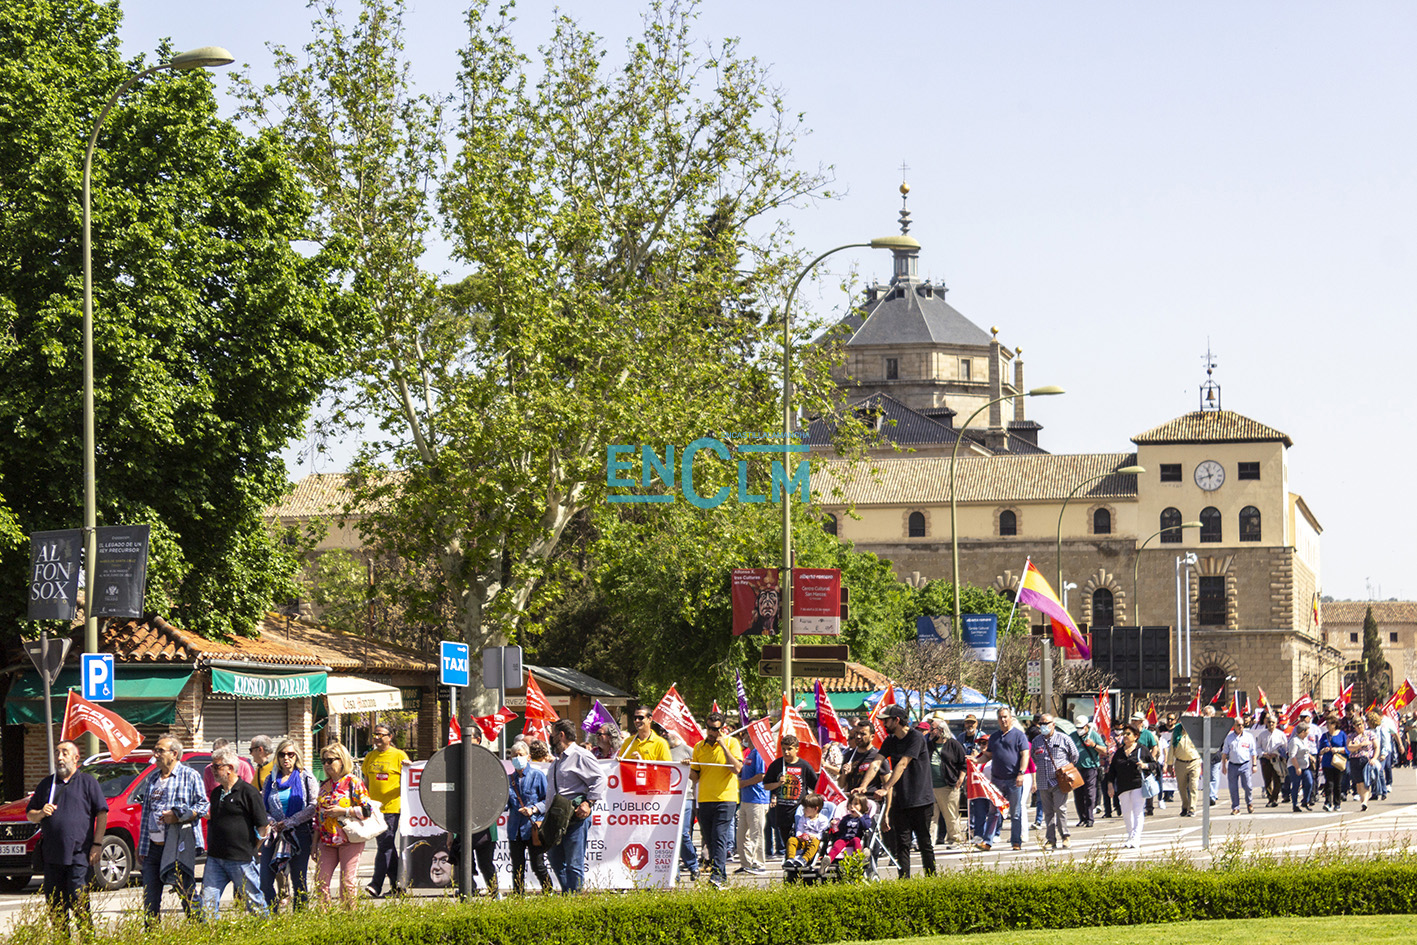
[1132,521,1201,629]
[81,46,234,743]
[780,235,919,701]
[1049,464,1143,711]
[949,386,1064,641]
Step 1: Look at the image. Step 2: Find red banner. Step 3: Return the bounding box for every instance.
[618,760,672,795]
[652,685,703,746]
[731,569,781,636]
[792,568,842,636]
[60,691,142,761]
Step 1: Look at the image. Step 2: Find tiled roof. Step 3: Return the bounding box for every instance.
[104,616,326,667]
[265,614,436,673]
[1131,410,1292,447]
[814,452,1140,507]
[833,284,994,348]
[805,394,962,448]
[1322,601,1417,626]
[808,661,890,694]
[268,471,404,520]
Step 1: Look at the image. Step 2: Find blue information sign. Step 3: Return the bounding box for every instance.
[962,614,999,661]
[82,652,115,702]
[439,641,470,687]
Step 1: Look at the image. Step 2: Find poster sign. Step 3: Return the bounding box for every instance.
[792,568,841,636]
[210,668,326,699]
[92,525,150,619]
[915,615,948,644]
[731,568,781,636]
[27,529,82,621]
[962,614,999,661]
[399,758,690,892]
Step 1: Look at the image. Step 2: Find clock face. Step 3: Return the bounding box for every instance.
[1194,460,1225,491]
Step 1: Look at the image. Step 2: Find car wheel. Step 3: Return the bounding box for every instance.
[95,835,132,891]
[0,873,30,894]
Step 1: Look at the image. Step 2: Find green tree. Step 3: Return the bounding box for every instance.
[1361,604,1392,704]
[0,1,352,638]
[246,0,843,709]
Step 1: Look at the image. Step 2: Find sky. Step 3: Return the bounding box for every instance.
[117,1,1417,601]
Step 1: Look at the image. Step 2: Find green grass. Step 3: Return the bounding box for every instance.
[845,914,1417,945]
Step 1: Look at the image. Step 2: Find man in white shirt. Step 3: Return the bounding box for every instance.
[1220,718,1259,814]
[1254,715,1288,807]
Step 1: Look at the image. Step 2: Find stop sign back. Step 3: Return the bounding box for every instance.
[418,742,509,835]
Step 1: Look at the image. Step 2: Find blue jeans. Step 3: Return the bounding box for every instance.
[369,812,400,893]
[969,797,991,842]
[1209,753,1221,800]
[680,803,698,876]
[1226,763,1254,810]
[1286,766,1314,808]
[260,823,312,911]
[201,855,269,920]
[141,844,196,924]
[986,778,1025,847]
[548,812,590,893]
[697,801,734,883]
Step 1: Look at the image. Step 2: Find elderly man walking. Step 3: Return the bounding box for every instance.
[1030,714,1079,850]
[202,746,270,920]
[1221,717,1259,814]
[26,740,106,934]
[137,736,208,926]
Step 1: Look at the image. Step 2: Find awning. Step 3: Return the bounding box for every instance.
[324,676,404,714]
[210,667,326,700]
[5,666,192,725]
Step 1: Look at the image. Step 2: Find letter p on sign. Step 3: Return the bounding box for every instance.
[82,653,115,702]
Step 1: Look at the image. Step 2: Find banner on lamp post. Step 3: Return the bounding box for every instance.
[731,569,781,636]
[92,525,150,619]
[27,530,82,621]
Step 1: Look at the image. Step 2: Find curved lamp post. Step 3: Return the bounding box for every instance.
[81,47,234,743]
[1132,521,1202,628]
[949,386,1064,640]
[780,235,919,700]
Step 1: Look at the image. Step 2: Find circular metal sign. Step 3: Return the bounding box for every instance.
[418,743,508,834]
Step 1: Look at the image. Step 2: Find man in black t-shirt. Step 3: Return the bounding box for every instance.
[763,735,818,846]
[26,740,107,934]
[877,705,936,878]
[836,720,886,797]
[201,747,270,919]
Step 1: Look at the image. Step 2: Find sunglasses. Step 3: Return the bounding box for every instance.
[320,756,338,763]
[634,715,650,721]
[707,726,723,733]
[278,751,296,758]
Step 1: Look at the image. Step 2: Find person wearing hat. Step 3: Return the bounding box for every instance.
[1070,715,1105,828]
[876,704,936,878]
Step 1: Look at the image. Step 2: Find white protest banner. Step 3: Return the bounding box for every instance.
[398,758,690,892]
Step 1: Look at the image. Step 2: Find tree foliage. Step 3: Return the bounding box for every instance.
[1361,604,1392,704]
[0,0,352,638]
[246,0,848,707]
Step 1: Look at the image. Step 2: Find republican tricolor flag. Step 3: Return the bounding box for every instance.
[1016,560,1090,659]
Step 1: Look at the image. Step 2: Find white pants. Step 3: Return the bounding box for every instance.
[1119,788,1146,845]
[736,802,767,870]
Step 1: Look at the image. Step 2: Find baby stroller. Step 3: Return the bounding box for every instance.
[782,797,899,884]
[781,796,837,885]
[823,797,899,883]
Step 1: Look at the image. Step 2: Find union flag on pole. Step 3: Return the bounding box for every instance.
[1382,678,1415,722]
[652,684,704,746]
[745,716,777,762]
[1183,692,1201,715]
[60,690,142,761]
[964,758,1008,812]
[523,674,558,743]
[781,695,821,771]
[1225,695,1239,719]
[476,705,519,742]
[1145,701,1158,728]
[448,716,461,745]
[1332,682,1354,716]
[816,768,848,808]
[867,684,896,749]
[815,680,849,745]
[1094,686,1112,742]
[1284,692,1316,730]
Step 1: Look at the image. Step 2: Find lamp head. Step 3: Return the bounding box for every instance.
[1025,385,1065,396]
[1116,465,1145,475]
[1181,521,1203,529]
[167,46,235,70]
[868,235,921,252]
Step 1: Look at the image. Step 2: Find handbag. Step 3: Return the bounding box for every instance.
[1141,774,1161,799]
[339,781,387,843]
[541,793,576,848]
[1055,762,1084,793]
[1329,752,1348,772]
[512,774,546,848]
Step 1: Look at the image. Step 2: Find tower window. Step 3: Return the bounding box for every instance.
[908,511,926,538]
[1160,464,1182,482]
[1239,506,1261,542]
[1093,509,1111,535]
[1092,588,1115,627]
[823,514,838,537]
[999,510,1017,537]
[1159,507,1183,544]
[1238,462,1260,480]
[1197,576,1226,625]
[885,358,899,380]
[1200,506,1222,543]
[959,359,972,381]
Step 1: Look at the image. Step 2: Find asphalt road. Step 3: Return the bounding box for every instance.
[2,769,1413,931]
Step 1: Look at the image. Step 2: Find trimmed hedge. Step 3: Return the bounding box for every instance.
[15,862,1417,945]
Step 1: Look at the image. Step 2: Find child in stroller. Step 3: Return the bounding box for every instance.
[782,793,830,869]
[825,794,874,863]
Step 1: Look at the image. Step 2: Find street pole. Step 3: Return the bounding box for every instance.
[1133,521,1201,629]
[80,46,233,758]
[779,236,919,704]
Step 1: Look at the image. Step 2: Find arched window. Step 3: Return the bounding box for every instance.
[1199,506,1222,543]
[1239,506,1261,542]
[1092,588,1115,627]
[823,514,838,537]
[999,510,1017,536]
[1093,508,1111,535]
[1200,666,1227,708]
[908,511,926,538]
[1159,507,1182,543]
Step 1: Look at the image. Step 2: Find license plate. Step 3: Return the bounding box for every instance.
[0,843,26,856]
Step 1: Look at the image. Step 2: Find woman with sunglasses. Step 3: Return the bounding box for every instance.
[259,738,320,912]
[314,743,373,908]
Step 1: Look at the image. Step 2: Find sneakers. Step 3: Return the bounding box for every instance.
[1061,837,1071,849]
[364,885,382,899]
[743,866,767,876]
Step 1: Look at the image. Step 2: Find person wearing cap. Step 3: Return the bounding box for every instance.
[1070,715,1104,828]
[1030,714,1079,850]
[876,705,936,877]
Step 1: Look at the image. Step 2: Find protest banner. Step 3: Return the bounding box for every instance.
[399,757,691,892]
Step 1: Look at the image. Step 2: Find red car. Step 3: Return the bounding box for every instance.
[0,750,211,892]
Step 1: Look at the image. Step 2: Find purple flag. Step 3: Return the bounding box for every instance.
[581,698,615,735]
[736,670,751,729]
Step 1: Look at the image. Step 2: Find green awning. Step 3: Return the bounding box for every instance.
[210,668,325,700]
[5,666,191,725]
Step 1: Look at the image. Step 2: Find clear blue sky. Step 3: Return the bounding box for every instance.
[118,1,1417,601]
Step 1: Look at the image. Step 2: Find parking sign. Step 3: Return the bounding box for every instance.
[82,653,115,702]
[439,641,470,687]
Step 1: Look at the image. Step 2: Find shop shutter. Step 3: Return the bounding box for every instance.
[203,697,291,747]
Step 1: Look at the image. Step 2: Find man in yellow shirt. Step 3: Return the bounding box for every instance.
[689,712,742,888]
[619,708,671,761]
[361,724,409,898]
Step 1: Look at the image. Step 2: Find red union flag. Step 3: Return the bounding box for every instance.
[746,717,776,762]
[964,758,1008,812]
[523,675,558,743]
[448,716,461,745]
[60,690,142,761]
[476,706,519,742]
[1332,682,1354,716]
[816,768,847,807]
[619,759,672,795]
[1094,687,1112,742]
[780,695,821,771]
[867,684,896,749]
[652,685,703,746]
